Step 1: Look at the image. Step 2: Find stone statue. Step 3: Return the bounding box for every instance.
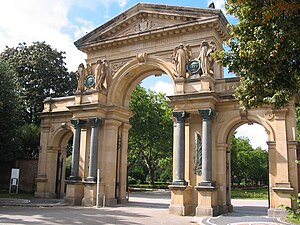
[76,63,86,92]
[198,40,217,75]
[194,132,202,175]
[172,44,192,78]
[95,59,109,90]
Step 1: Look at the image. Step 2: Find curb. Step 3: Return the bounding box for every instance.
[0,198,68,207]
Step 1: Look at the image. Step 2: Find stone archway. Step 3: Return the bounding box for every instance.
[108,56,176,107]
[35,3,299,218]
[36,120,73,198]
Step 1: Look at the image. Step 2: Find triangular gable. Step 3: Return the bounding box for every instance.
[75,3,227,51]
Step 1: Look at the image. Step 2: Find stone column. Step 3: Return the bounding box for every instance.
[86,117,102,182]
[172,111,190,185]
[69,119,85,180]
[198,108,215,186]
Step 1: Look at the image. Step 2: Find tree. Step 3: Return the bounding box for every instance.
[0,60,22,160]
[128,86,173,185]
[18,123,40,158]
[231,135,268,186]
[215,0,300,109]
[0,42,77,124]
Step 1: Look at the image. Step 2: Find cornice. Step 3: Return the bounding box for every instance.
[78,16,228,53]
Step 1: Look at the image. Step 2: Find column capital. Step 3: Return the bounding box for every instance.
[172,111,190,122]
[88,117,103,128]
[198,108,215,120]
[70,119,86,128]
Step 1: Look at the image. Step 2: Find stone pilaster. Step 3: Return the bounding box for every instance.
[86,117,102,182]
[69,119,85,180]
[172,111,190,185]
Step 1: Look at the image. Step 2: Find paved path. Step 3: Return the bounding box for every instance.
[0,191,294,225]
[199,200,291,225]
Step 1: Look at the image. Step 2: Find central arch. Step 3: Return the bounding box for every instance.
[108,56,176,107]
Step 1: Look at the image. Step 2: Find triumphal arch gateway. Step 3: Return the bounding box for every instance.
[35,3,299,217]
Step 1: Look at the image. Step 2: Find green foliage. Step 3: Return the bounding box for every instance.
[231,187,268,199]
[0,60,22,160]
[231,135,268,186]
[0,42,76,124]
[128,85,173,185]
[281,160,300,223]
[283,193,300,223]
[18,124,40,158]
[0,42,76,159]
[215,0,300,109]
[65,155,72,178]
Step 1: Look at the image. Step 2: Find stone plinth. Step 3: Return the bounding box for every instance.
[195,185,219,217]
[268,183,294,218]
[169,185,196,216]
[82,181,97,207]
[65,180,84,206]
[201,74,215,91]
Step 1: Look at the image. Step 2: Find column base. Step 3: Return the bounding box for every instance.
[198,181,216,187]
[169,185,196,216]
[85,177,96,182]
[195,185,219,217]
[82,182,96,207]
[68,176,82,181]
[172,180,188,186]
[65,180,84,206]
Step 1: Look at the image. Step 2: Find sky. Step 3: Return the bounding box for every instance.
[0,0,268,149]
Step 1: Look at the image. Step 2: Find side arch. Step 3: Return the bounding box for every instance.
[50,125,73,150]
[216,112,275,145]
[107,56,176,107]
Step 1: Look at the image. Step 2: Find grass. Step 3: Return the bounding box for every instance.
[286,217,300,224]
[231,187,268,200]
[0,189,34,199]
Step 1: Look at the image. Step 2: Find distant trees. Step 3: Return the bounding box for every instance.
[0,42,76,160]
[0,60,22,160]
[231,135,268,186]
[128,86,173,185]
[0,42,76,125]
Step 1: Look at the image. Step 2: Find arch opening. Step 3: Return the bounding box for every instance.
[107,57,176,108]
[226,123,269,215]
[125,72,174,207]
[51,128,73,198]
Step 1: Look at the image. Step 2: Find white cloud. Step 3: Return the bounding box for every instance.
[0,0,128,72]
[236,123,268,150]
[150,81,174,96]
[0,0,84,71]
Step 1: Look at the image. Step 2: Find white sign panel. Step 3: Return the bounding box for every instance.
[11,168,20,179]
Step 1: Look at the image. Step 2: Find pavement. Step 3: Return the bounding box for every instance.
[0,191,294,225]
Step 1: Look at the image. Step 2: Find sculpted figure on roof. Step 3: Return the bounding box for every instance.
[76,63,86,92]
[95,59,109,91]
[198,40,217,76]
[172,44,192,78]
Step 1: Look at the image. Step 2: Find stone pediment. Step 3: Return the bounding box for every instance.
[75,3,228,52]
